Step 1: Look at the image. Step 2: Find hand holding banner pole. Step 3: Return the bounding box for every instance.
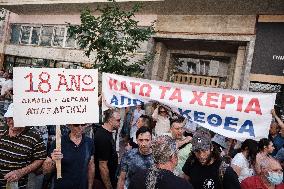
[55,125,62,179]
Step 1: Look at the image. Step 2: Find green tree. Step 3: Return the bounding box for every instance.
[68,1,155,76]
[0,8,6,21]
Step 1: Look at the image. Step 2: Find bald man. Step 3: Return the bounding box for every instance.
[241,158,284,189]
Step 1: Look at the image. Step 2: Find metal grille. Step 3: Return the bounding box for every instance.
[174,73,220,87]
[249,82,282,93]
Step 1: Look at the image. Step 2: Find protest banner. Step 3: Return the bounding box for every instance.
[102,73,276,141]
[13,67,99,127]
[14,67,99,178]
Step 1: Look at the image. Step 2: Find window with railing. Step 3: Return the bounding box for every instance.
[10,24,77,49]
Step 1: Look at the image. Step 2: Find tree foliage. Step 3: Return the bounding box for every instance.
[68,1,155,76]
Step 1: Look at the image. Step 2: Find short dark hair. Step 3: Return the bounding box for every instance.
[104,109,119,123]
[136,126,152,139]
[170,117,185,127]
[139,115,153,128]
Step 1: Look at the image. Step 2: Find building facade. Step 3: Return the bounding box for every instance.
[0,0,284,115]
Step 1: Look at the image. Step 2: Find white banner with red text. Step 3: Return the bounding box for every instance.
[102,73,276,141]
[13,67,99,127]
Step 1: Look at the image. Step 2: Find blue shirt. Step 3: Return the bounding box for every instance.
[272,134,284,156]
[120,148,154,188]
[49,134,94,189]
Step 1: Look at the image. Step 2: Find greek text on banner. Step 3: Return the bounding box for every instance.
[13,67,99,127]
[102,72,276,141]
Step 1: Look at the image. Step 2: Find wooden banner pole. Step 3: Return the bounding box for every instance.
[55,125,62,179]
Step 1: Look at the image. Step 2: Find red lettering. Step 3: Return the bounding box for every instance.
[237,96,244,112]
[55,74,69,91]
[109,78,118,90]
[205,93,219,108]
[69,74,81,91]
[130,82,140,94]
[244,98,262,115]
[189,91,205,106]
[120,81,129,92]
[169,88,182,102]
[159,86,171,99]
[82,75,94,91]
[139,84,152,97]
[220,94,235,109]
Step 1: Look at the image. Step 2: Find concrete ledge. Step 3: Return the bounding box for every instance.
[258,15,284,22]
[250,74,284,84]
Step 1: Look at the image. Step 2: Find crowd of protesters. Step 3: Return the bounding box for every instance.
[1,88,284,189]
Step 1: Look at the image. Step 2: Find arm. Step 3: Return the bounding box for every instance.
[117,171,127,189]
[88,156,95,189]
[183,174,190,181]
[4,160,44,182]
[272,109,284,129]
[152,107,159,121]
[42,148,62,174]
[231,164,241,176]
[176,136,192,148]
[42,156,55,174]
[99,161,113,189]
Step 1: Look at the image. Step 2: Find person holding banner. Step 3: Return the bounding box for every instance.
[270,110,284,156]
[43,123,95,189]
[152,105,171,136]
[0,103,46,189]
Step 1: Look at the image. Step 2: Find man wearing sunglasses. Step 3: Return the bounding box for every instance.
[43,123,95,189]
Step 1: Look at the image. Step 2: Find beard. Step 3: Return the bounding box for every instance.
[197,152,213,165]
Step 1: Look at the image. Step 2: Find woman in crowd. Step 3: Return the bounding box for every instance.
[231,139,258,182]
[255,138,275,175]
[152,105,171,136]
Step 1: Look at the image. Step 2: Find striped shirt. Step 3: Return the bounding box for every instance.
[0,127,47,189]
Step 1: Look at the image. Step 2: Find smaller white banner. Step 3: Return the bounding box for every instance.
[13,67,99,127]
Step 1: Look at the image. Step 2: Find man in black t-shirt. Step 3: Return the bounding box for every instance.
[128,135,193,189]
[94,109,120,189]
[182,128,240,189]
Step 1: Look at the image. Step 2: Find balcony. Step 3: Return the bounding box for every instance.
[173,73,221,88]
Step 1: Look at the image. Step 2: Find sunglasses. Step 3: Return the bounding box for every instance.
[159,111,167,113]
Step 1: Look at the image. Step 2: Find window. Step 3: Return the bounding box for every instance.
[31,26,41,45]
[199,60,210,75]
[187,62,197,74]
[10,24,80,49]
[52,27,65,47]
[10,24,21,44]
[20,26,31,44]
[40,26,53,46]
[65,29,76,48]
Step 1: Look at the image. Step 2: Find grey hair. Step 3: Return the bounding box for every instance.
[151,135,177,164]
[145,135,177,189]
